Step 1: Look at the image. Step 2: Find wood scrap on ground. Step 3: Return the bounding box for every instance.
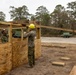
[60,57,70,60]
[52,61,65,66]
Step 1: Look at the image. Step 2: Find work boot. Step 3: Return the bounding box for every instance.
[26,65,33,68]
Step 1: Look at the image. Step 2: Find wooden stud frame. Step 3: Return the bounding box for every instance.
[36,27,41,39]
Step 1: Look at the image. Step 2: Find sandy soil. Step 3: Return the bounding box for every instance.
[5,43,76,75]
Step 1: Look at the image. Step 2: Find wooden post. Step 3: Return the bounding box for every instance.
[21,28,24,41]
[36,27,41,39]
[8,24,12,43]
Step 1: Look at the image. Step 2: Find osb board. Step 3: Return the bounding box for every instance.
[12,38,21,41]
[35,39,41,59]
[69,66,76,75]
[12,39,28,68]
[12,38,41,68]
[0,43,12,75]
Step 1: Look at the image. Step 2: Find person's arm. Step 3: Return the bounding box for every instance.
[24,32,31,38]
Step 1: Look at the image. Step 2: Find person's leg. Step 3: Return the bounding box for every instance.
[32,47,35,65]
[28,47,33,67]
[28,55,33,67]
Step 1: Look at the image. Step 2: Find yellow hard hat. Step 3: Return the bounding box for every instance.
[29,24,35,29]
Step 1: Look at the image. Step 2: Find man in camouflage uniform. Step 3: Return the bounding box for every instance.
[1,29,8,43]
[24,24,36,68]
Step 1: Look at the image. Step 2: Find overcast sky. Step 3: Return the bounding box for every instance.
[0,0,75,21]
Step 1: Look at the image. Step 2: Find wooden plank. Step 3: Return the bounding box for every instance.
[0,21,22,26]
[8,25,12,43]
[69,66,76,75]
[21,28,24,41]
[12,24,22,26]
[36,28,41,39]
[52,61,65,66]
[0,21,11,25]
[40,25,76,33]
[60,57,70,60]
[12,27,26,29]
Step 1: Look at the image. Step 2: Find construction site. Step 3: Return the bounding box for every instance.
[0,21,75,75]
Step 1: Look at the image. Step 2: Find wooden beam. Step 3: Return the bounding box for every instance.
[36,28,41,39]
[8,25,12,43]
[21,28,24,41]
[0,21,23,26]
[1,21,76,33]
[40,25,76,33]
[12,24,22,26]
[12,27,26,29]
[0,21,11,25]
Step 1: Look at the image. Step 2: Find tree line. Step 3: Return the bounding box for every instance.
[0,1,76,36]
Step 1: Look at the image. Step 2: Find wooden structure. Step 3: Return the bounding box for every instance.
[0,21,41,75]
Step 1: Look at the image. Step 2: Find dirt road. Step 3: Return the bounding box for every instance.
[41,37,76,44]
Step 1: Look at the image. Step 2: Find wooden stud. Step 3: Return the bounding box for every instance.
[36,27,41,39]
[8,24,12,43]
[21,28,24,41]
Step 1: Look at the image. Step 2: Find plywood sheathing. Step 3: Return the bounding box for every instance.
[35,39,41,59]
[12,38,41,68]
[0,43,12,75]
[12,39,28,68]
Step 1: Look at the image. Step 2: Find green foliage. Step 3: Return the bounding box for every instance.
[0,11,5,21]
[9,5,29,20]
[35,6,51,36]
[67,1,76,34]
[35,6,49,23]
[30,15,36,21]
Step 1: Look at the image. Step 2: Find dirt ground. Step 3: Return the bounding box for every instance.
[5,43,76,75]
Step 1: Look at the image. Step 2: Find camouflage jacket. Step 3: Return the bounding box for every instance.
[24,30,36,47]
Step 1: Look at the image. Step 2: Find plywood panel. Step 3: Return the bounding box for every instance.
[0,43,12,75]
[12,39,28,68]
[35,39,41,59]
[12,38,41,68]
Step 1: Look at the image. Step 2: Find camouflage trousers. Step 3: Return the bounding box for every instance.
[28,46,35,67]
[1,36,8,43]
